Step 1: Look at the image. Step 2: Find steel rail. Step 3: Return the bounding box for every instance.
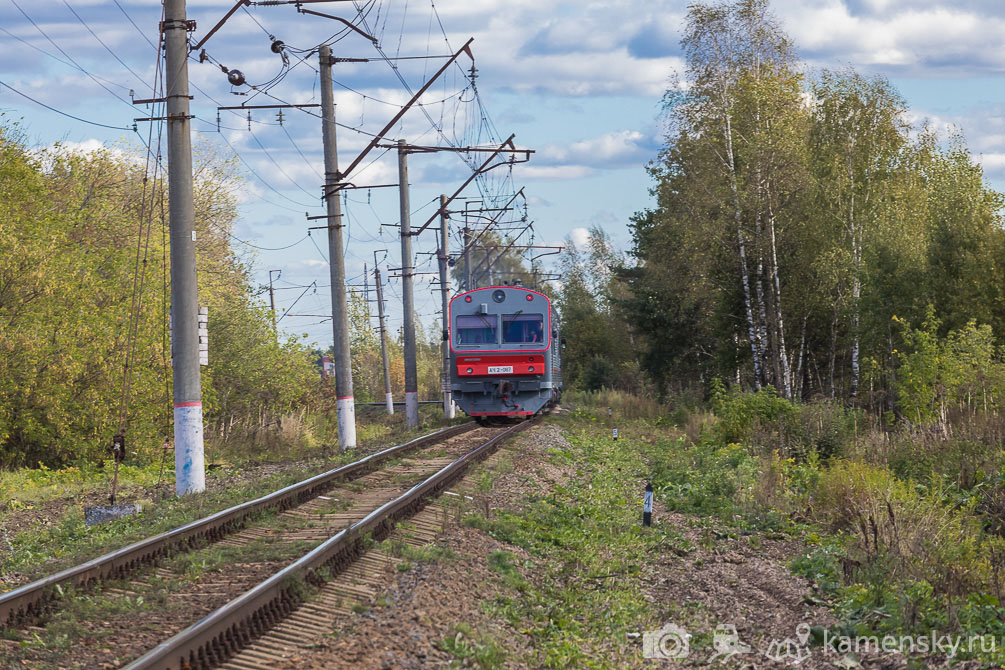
[0,422,475,626]
[125,418,535,670]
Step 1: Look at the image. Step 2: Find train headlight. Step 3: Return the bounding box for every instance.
[492,289,506,303]
[528,366,535,372]
[466,367,473,374]
[464,295,472,303]
[526,294,533,301]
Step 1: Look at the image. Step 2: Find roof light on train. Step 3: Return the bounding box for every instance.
[529,366,535,372]
[464,295,472,303]
[526,294,534,301]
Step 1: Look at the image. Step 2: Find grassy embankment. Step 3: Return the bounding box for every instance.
[0,405,457,587]
[579,388,1005,665]
[410,390,1005,667]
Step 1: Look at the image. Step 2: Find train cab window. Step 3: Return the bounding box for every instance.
[456,315,497,345]
[502,314,545,344]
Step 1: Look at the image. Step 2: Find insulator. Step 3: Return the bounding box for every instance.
[270,39,285,54]
[227,69,246,86]
[112,433,126,463]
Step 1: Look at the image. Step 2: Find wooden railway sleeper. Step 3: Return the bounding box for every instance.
[123,422,530,670]
[0,424,476,629]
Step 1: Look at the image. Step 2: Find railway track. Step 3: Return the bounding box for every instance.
[2,419,535,669]
[124,418,534,670]
[0,422,477,627]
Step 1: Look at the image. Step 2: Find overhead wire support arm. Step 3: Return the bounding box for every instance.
[460,188,526,255]
[217,103,320,110]
[297,7,378,42]
[327,37,476,195]
[253,0,360,4]
[191,0,248,51]
[411,135,530,237]
[469,219,536,279]
[443,206,511,214]
[332,183,398,190]
[376,144,532,155]
[191,0,361,51]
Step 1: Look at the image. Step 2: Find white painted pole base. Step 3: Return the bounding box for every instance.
[174,403,205,496]
[385,392,394,415]
[443,392,455,419]
[405,391,419,428]
[337,397,357,450]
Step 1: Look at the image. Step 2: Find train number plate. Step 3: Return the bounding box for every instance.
[488,365,513,374]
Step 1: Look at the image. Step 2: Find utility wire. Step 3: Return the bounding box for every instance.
[12,0,136,109]
[218,131,317,209]
[0,80,132,130]
[62,0,154,95]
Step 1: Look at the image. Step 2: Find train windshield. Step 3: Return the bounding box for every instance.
[503,314,545,344]
[456,315,497,345]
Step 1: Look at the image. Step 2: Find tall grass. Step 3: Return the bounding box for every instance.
[565,388,670,421]
[603,383,1005,642]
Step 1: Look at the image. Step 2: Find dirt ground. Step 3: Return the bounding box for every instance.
[271,421,979,669]
[274,423,572,670]
[6,420,980,668]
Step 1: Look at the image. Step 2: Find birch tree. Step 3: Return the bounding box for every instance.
[671,0,805,393]
[810,70,906,398]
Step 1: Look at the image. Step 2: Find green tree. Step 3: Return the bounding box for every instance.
[0,119,317,467]
[557,227,637,391]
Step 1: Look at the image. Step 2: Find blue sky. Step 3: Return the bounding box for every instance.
[1,0,1004,347]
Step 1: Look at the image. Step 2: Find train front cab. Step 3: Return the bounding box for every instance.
[449,287,560,419]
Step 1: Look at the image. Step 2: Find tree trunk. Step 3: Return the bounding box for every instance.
[795,313,808,401]
[766,196,792,398]
[724,112,764,389]
[829,305,839,398]
[848,136,861,399]
[754,206,772,388]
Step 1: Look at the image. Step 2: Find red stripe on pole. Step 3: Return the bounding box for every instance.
[337,395,354,400]
[174,401,202,408]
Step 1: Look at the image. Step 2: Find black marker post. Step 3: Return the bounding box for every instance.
[643,482,653,526]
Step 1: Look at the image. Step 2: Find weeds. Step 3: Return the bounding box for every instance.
[439,623,507,669]
[464,419,685,667]
[607,387,1005,665]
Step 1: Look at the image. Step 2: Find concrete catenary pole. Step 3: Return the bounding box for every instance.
[164,0,205,496]
[374,266,394,415]
[437,194,455,419]
[268,269,279,335]
[397,140,419,428]
[463,226,472,290]
[320,44,356,449]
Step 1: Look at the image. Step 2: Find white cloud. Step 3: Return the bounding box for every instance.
[53,138,106,153]
[569,226,591,249]
[975,153,1005,171]
[289,259,329,270]
[774,0,1005,75]
[541,130,654,167]
[513,165,596,180]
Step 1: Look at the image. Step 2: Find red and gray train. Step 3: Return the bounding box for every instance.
[447,285,562,423]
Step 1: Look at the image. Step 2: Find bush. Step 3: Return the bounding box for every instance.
[710,382,797,446]
[810,459,996,599]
